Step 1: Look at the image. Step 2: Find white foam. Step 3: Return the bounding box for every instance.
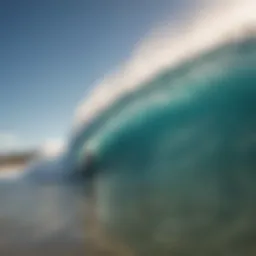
[40,139,66,159]
[73,0,256,134]
[0,166,24,180]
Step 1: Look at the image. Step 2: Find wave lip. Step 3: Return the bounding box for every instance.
[73,0,256,135]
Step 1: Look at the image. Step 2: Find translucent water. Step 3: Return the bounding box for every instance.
[67,36,256,255]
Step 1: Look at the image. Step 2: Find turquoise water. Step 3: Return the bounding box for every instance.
[0,36,255,255]
[67,36,256,255]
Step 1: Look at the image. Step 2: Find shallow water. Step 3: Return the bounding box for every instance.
[0,182,88,255]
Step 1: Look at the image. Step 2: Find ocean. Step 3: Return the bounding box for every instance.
[1,5,256,256]
[64,35,256,255]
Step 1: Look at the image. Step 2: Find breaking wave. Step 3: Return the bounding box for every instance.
[62,2,256,253]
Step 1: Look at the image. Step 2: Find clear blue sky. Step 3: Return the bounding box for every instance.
[1,0,187,151]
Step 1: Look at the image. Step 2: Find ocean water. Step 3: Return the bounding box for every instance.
[1,29,256,256]
[67,36,256,255]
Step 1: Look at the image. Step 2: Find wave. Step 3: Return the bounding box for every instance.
[73,34,255,157]
[67,34,256,253]
[67,1,256,166]
[73,0,255,134]
[68,33,256,256]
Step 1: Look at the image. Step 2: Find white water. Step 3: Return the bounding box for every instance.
[73,0,256,136]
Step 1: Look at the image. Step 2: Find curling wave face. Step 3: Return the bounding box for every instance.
[67,36,256,255]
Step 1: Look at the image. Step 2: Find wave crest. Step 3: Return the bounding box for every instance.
[73,0,256,135]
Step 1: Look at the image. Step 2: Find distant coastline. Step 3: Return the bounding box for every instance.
[0,151,38,172]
